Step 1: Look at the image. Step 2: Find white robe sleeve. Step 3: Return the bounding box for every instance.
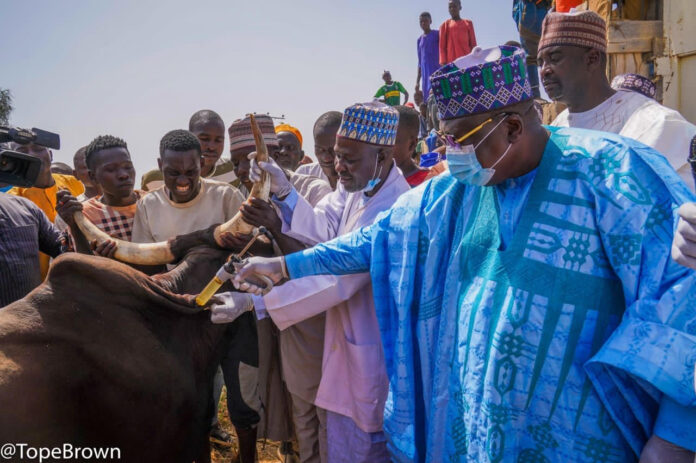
[281,187,348,245]
[623,106,696,191]
[262,273,370,330]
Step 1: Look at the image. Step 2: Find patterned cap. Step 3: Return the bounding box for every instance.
[538,11,607,53]
[611,73,656,99]
[337,102,399,146]
[228,114,278,152]
[275,123,303,148]
[429,45,533,120]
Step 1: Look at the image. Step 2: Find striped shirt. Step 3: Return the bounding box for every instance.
[0,194,64,307]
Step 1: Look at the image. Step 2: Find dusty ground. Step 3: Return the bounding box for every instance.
[210,388,284,463]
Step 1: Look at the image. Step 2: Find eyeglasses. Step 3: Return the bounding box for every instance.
[436,114,507,148]
[436,105,536,148]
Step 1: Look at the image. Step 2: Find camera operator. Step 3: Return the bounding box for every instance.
[6,141,84,279]
[0,190,83,307]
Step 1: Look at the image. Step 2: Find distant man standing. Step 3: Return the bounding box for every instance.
[439,0,477,65]
[416,12,440,101]
[375,71,409,106]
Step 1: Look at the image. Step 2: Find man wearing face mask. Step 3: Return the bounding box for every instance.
[212,102,409,462]
[220,46,696,463]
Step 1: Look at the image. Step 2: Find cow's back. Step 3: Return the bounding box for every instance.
[0,253,224,462]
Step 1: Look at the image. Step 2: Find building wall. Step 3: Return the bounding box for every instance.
[659,0,696,123]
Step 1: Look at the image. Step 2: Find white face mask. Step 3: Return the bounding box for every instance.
[446,115,512,186]
[362,155,383,194]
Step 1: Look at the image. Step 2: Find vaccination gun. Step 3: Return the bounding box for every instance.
[196,226,274,307]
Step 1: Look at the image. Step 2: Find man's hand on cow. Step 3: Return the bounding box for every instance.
[232,256,286,295]
[248,153,292,199]
[671,202,696,270]
[56,190,83,227]
[210,292,254,324]
[240,198,282,237]
[639,435,694,463]
[91,239,118,259]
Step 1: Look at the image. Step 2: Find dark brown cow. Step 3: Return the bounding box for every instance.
[0,247,233,463]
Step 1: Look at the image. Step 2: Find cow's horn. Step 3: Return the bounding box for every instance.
[213,113,271,245]
[72,113,271,265]
[73,211,176,265]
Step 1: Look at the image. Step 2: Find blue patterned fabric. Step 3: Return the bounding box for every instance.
[286,127,696,462]
[338,101,399,146]
[430,45,533,120]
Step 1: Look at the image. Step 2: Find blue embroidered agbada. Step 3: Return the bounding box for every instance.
[285,127,696,462]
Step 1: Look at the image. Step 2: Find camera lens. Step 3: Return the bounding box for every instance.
[0,154,17,173]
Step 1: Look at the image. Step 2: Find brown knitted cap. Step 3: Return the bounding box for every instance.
[538,10,607,53]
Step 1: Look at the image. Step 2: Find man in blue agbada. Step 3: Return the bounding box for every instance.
[220,46,696,462]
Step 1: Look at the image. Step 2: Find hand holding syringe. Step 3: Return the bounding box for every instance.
[195,226,275,307]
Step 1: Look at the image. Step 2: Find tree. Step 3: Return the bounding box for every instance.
[0,88,13,125]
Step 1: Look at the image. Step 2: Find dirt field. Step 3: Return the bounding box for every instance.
[210,388,284,463]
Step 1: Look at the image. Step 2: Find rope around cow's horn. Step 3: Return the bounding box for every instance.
[72,113,272,266]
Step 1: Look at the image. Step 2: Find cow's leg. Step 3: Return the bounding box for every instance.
[220,312,262,463]
[193,436,212,463]
[235,425,258,463]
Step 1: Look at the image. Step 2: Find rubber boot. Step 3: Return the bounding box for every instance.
[234,425,257,463]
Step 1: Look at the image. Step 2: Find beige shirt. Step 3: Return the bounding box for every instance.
[131,178,245,243]
[296,162,330,183]
[288,171,333,208]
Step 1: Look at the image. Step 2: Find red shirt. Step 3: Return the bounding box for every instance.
[439,19,477,65]
[406,169,431,187]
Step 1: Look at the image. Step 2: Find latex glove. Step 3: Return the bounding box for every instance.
[232,256,286,295]
[210,292,254,324]
[672,202,696,270]
[248,153,293,198]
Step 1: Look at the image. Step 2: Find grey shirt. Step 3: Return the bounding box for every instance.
[0,193,63,307]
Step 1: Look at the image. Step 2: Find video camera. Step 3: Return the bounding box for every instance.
[0,126,60,188]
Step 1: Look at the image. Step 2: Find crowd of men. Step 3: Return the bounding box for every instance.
[2,2,696,463]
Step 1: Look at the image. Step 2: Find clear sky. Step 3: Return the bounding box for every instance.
[1,0,519,182]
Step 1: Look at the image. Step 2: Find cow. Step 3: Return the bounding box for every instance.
[0,247,234,463]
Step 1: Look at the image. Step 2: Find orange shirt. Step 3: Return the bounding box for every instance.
[555,0,583,12]
[9,174,85,278]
